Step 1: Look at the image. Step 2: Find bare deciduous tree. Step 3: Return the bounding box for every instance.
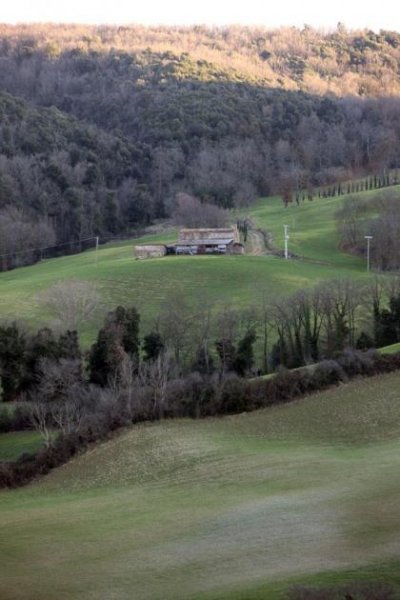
[29,401,53,448]
[51,397,85,436]
[139,349,176,418]
[319,279,363,353]
[0,206,55,271]
[34,357,82,402]
[174,193,228,228]
[158,293,193,367]
[258,292,274,373]
[29,358,84,442]
[41,280,100,331]
[191,300,215,374]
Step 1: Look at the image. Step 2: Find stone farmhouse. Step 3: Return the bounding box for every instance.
[134,226,244,259]
[173,227,243,255]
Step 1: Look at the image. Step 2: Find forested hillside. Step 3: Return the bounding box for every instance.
[1,23,400,262]
[0,92,150,268]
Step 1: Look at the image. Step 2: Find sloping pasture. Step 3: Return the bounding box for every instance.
[1,372,400,599]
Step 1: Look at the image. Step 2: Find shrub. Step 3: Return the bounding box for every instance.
[337,347,378,377]
[217,376,251,414]
[258,369,313,407]
[374,352,400,374]
[313,359,347,386]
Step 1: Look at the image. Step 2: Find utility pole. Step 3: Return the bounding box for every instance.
[95,236,99,266]
[365,235,373,272]
[283,225,289,260]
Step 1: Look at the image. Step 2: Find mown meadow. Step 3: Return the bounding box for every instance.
[1,371,400,599]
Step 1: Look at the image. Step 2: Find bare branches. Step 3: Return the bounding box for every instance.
[29,401,53,448]
[28,358,85,443]
[174,193,228,228]
[139,350,177,418]
[40,280,100,331]
[51,397,84,437]
[34,358,82,402]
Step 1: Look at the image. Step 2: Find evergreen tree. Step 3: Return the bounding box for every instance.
[23,327,60,390]
[233,329,257,376]
[143,331,164,362]
[58,330,81,360]
[373,294,400,347]
[88,328,116,387]
[192,345,214,375]
[121,307,141,360]
[270,338,289,370]
[89,306,141,386]
[215,338,236,379]
[356,331,374,350]
[0,323,26,401]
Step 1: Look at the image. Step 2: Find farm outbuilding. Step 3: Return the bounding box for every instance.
[169,227,244,255]
[134,227,244,259]
[134,244,167,259]
[230,242,245,255]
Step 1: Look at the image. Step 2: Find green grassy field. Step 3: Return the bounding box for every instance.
[247,189,384,266]
[1,188,386,343]
[1,372,400,599]
[380,342,400,355]
[0,431,44,461]
[1,188,399,597]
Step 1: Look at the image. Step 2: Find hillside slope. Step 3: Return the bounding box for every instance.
[2,24,400,96]
[1,371,400,599]
[1,24,400,243]
[0,91,147,251]
[0,187,372,340]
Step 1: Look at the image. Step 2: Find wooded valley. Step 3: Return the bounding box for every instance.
[1,23,400,265]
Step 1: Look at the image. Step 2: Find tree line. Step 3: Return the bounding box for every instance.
[2,275,400,407]
[0,280,400,487]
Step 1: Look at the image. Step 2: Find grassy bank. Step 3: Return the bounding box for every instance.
[0,431,44,462]
[1,371,400,599]
[380,342,400,355]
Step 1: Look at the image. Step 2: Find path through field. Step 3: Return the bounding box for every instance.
[246,229,268,255]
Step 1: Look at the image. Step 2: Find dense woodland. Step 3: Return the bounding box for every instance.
[1,24,400,266]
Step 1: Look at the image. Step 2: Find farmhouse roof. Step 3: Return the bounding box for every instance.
[178,226,240,243]
[179,228,236,233]
[176,238,235,246]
